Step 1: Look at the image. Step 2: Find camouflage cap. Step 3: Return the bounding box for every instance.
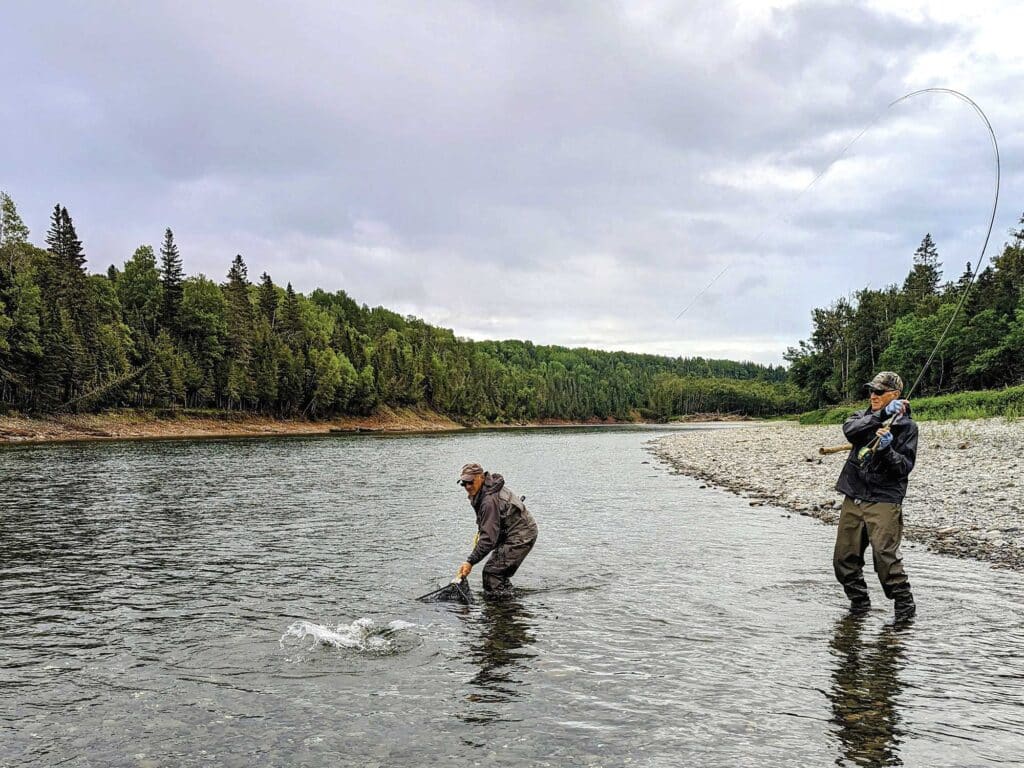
[458,462,484,484]
[865,371,904,392]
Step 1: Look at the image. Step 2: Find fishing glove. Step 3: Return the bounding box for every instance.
[876,430,894,449]
[884,399,907,416]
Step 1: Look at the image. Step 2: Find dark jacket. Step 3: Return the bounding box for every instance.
[835,404,918,504]
[466,472,538,565]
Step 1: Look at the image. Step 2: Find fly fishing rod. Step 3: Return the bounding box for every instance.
[816,88,1000,457]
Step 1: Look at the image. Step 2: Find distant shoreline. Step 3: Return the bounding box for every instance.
[0,407,743,446]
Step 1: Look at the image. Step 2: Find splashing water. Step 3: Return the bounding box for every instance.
[281,618,416,654]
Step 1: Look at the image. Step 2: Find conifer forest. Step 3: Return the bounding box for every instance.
[1,192,1021,421]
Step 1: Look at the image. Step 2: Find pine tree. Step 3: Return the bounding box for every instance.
[46,205,86,273]
[44,204,92,319]
[258,272,278,326]
[40,204,103,401]
[280,282,304,350]
[159,228,184,333]
[903,233,942,309]
[224,254,254,352]
[222,254,255,406]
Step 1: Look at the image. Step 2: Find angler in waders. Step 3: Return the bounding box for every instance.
[455,463,538,595]
[834,372,918,622]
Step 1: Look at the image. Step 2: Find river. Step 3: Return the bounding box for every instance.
[2,426,1022,766]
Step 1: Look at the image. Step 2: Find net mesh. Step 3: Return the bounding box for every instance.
[416,578,473,604]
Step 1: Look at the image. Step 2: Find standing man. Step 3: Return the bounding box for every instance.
[834,372,918,622]
[456,463,538,594]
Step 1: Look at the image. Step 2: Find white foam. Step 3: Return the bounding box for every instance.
[280,618,415,653]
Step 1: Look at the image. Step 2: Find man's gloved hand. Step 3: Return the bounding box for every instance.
[456,561,472,580]
[876,429,894,449]
[884,399,908,417]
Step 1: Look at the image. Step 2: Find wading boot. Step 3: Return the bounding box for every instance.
[844,578,870,616]
[893,590,916,623]
[849,597,871,616]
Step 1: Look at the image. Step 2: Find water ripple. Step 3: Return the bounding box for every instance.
[2,428,1023,766]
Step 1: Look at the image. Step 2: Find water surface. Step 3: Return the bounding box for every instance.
[2,426,1022,766]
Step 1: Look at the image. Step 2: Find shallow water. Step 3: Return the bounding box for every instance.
[2,426,1022,767]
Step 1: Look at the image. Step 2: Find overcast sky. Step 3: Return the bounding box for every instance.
[2,1,1022,363]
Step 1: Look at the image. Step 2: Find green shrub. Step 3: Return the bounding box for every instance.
[799,384,1024,424]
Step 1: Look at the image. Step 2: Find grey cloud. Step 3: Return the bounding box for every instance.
[0,1,1015,363]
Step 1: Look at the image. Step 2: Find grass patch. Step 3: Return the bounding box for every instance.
[799,384,1024,425]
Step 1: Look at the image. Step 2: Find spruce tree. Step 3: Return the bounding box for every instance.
[159,228,184,333]
[257,272,278,325]
[42,204,99,399]
[222,254,255,406]
[903,233,942,307]
[280,282,304,350]
[46,205,86,274]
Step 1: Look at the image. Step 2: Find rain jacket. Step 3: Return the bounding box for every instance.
[835,403,918,504]
[466,472,538,565]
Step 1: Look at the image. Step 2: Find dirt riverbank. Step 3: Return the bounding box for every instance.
[0,407,464,444]
[0,408,652,445]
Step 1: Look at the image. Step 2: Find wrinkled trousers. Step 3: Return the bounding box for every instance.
[833,497,911,601]
[483,535,537,593]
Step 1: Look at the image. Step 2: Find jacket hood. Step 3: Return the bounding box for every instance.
[481,472,504,494]
[471,472,504,506]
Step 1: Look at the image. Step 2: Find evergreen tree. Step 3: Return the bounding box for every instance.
[257,272,278,326]
[222,254,255,406]
[280,282,304,350]
[159,228,184,333]
[46,205,86,273]
[44,204,92,322]
[40,204,105,403]
[903,233,942,310]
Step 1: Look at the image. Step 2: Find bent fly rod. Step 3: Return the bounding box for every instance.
[815,89,1001,457]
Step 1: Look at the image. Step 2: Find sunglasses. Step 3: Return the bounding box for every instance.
[868,387,891,396]
[459,479,474,487]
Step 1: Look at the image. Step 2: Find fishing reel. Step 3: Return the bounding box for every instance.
[856,444,874,465]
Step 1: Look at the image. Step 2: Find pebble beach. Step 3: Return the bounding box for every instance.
[652,418,1024,570]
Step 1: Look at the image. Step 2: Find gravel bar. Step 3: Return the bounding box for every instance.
[651,419,1024,570]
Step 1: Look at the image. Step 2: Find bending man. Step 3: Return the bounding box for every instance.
[834,371,918,622]
[456,463,538,594]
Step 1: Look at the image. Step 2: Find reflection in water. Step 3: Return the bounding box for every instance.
[828,617,906,767]
[6,432,1024,765]
[461,594,537,724]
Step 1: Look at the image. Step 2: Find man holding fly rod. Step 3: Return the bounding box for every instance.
[833,371,918,622]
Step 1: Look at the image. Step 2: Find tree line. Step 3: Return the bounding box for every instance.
[0,193,798,421]
[786,225,1024,407]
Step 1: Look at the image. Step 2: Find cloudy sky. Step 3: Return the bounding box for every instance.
[2,1,1021,363]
